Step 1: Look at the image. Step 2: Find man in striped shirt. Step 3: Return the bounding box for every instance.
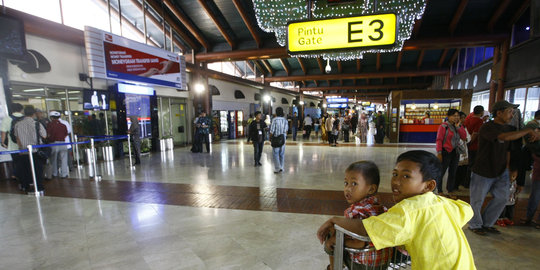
[270,107,288,173]
[13,106,47,193]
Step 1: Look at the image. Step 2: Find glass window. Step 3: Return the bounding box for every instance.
[62,0,112,32]
[4,0,62,23]
[158,97,172,137]
[524,86,540,123]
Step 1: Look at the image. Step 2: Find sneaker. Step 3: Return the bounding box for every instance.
[496,219,506,227]
[483,226,501,234]
[257,162,262,166]
[469,227,487,236]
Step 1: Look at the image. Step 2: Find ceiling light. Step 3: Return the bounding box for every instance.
[263,95,271,103]
[526,26,530,31]
[323,104,327,108]
[299,101,305,105]
[22,88,44,92]
[411,104,417,110]
[325,59,331,73]
[194,83,205,94]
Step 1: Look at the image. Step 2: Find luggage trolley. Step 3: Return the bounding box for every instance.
[333,225,412,270]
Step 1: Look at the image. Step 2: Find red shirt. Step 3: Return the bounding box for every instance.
[344,196,391,266]
[464,116,484,151]
[47,119,68,142]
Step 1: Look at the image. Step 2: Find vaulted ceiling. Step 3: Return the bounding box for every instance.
[147,0,530,100]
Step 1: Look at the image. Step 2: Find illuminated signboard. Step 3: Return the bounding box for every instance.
[84,26,187,89]
[288,13,396,53]
[328,103,348,108]
[326,97,349,103]
[118,83,154,96]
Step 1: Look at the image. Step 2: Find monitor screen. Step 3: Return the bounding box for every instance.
[83,89,109,110]
[0,14,26,60]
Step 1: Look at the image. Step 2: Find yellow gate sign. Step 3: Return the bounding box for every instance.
[287,13,397,53]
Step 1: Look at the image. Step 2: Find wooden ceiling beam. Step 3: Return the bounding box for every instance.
[412,17,423,38]
[279,58,291,75]
[197,0,236,49]
[376,53,381,71]
[356,59,362,72]
[262,60,274,76]
[317,58,325,74]
[297,57,308,75]
[337,60,343,73]
[163,0,211,50]
[245,61,255,74]
[193,34,509,62]
[300,83,430,91]
[416,49,425,69]
[449,49,460,66]
[253,60,265,76]
[488,0,512,32]
[438,49,449,67]
[449,0,469,34]
[314,80,319,87]
[133,0,190,51]
[232,0,262,48]
[264,70,448,82]
[396,51,403,71]
[327,80,331,86]
[508,0,531,28]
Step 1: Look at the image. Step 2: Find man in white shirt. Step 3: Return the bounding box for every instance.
[303,114,313,139]
[58,114,73,171]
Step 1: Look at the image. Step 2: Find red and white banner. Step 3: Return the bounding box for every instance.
[84,26,187,89]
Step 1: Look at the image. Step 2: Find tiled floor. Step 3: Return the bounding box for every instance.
[1,139,540,269]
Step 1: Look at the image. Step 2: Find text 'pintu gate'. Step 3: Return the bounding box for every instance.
[287,13,397,53]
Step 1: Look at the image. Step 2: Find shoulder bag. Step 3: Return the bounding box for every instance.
[270,134,285,148]
[35,122,52,160]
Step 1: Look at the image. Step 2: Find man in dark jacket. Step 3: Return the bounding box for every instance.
[375,111,386,144]
[249,111,267,167]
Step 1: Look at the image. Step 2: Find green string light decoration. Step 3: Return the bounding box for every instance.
[252,0,427,60]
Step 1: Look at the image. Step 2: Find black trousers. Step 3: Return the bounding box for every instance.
[304,125,312,138]
[253,141,264,163]
[16,153,45,191]
[440,149,459,193]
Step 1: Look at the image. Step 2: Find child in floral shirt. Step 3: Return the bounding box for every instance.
[323,161,391,270]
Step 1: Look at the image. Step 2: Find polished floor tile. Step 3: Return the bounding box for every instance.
[0,140,539,269]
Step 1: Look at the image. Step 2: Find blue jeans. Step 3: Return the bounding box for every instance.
[272,144,285,172]
[292,126,297,141]
[253,141,264,164]
[526,180,540,222]
[469,170,510,229]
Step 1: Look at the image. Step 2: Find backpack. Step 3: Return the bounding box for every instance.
[8,115,25,144]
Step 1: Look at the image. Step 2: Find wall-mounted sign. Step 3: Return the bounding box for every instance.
[327,97,349,103]
[361,101,372,106]
[118,83,154,96]
[287,13,397,53]
[328,103,348,108]
[84,26,187,89]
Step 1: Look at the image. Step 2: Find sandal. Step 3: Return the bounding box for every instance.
[469,228,487,236]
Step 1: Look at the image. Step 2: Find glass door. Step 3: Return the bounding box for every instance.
[170,101,187,145]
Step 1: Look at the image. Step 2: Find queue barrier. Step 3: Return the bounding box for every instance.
[0,135,130,197]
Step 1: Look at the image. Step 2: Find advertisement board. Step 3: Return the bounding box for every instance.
[84,26,187,89]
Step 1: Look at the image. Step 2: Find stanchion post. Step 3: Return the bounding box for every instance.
[127,134,133,168]
[27,145,41,197]
[90,138,100,181]
[74,135,81,169]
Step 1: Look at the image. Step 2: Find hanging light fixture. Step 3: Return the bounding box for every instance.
[325,59,331,73]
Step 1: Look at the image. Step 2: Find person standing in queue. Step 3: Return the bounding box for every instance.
[270,107,288,173]
[249,111,267,167]
[13,106,47,193]
[46,111,69,179]
[436,109,467,195]
[128,116,141,165]
[468,101,540,235]
[196,112,211,153]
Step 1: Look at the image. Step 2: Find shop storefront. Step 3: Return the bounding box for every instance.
[388,89,473,143]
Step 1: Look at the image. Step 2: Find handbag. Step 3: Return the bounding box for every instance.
[35,122,51,160]
[270,134,285,148]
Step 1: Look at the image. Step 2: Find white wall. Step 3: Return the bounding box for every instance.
[8,34,92,89]
[209,78,261,114]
